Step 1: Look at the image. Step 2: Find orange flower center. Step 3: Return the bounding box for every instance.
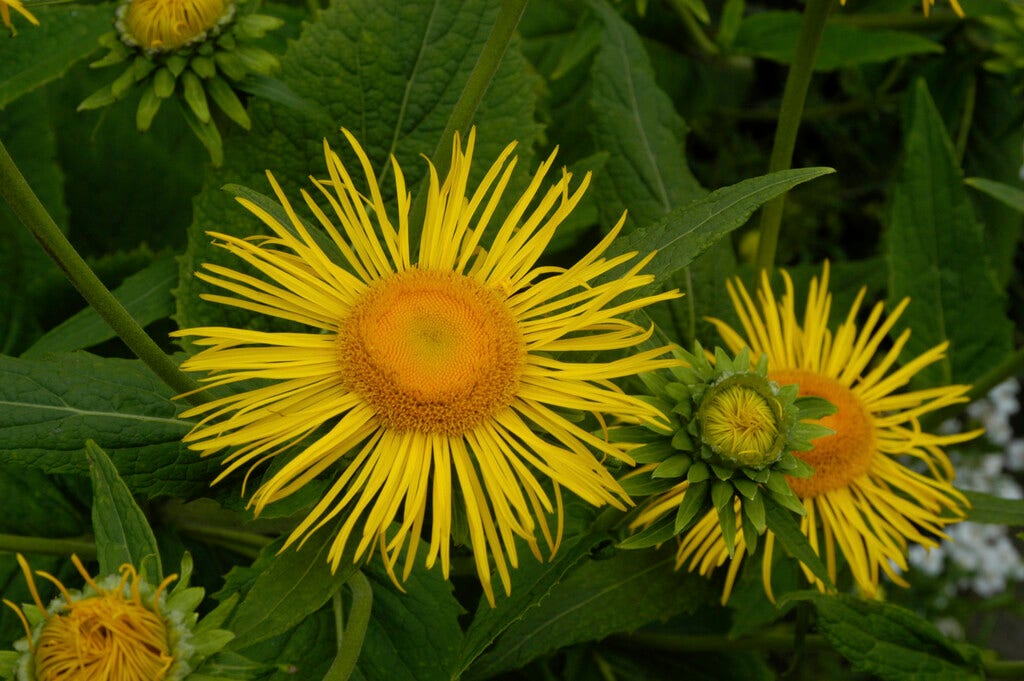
[771,369,875,498]
[338,269,524,435]
[35,594,172,681]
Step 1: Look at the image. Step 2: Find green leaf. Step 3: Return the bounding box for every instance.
[464,549,710,679]
[87,440,162,582]
[786,592,983,680]
[887,80,1013,387]
[732,12,942,71]
[762,495,832,590]
[601,168,834,300]
[964,177,1024,213]
[227,519,358,650]
[0,353,221,499]
[674,480,709,533]
[178,0,540,332]
[588,0,704,230]
[354,562,463,681]
[24,255,177,358]
[963,490,1024,525]
[617,515,676,550]
[0,5,113,109]
[456,526,610,676]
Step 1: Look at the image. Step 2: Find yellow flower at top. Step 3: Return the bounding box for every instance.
[677,264,980,602]
[4,554,179,681]
[118,0,232,51]
[1,0,39,36]
[174,129,680,604]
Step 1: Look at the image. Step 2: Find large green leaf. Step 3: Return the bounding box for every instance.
[0,352,220,499]
[602,167,834,299]
[0,4,112,110]
[786,592,983,681]
[177,0,540,332]
[24,254,177,357]
[353,562,463,681]
[87,440,163,582]
[963,490,1024,525]
[465,548,710,679]
[732,12,942,71]
[887,80,1013,388]
[964,177,1024,214]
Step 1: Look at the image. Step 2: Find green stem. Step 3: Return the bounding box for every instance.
[322,571,373,681]
[0,534,96,558]
[0,138,206,405]
[986,659,1024,679]
[754,0,834,274]
[408,0,528,243]
[968,345,1024,401]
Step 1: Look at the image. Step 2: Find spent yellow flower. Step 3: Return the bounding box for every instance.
[1,0,38,36]
[175,129,680,604]
[118,0,232,50]
[678,263,980,601]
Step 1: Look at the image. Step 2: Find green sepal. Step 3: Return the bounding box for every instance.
[111,65,137,98]
[674,480,709,533]
[206,76,251,129]
[98,30,121,49]
[711,479,733,513]
[670,427,694,451]
[652,454,692,479]
[715,490,737,556]
[165,585,205,614]
[687,460,710,483]
[194,593,239,635]
[763,495,832,588]
[153,67,176,97]
[132,55,156,81]
[182,71,211,122]
[794,396,837,420]
[166,54,189,77]
[217,32,237,50]
[710,463,733,481]
[606,426,664,444]
[741,509,760,556]
[197,40,215,56]
[136,85,163,131]
[181,104,223,166]
[713,346,735,373]
[732,477,758,500]
[742,492,766,533]
[235,13,284,38]
[618,515,676,549]
[191,630,236,657]
[618,474,679,497]
[78,83,117,111]
[663,382,689,402]
[628,441,677,464]
[742,466,770,483]
[767,486,807,516]
[214,50,247,80]
[0,651,18,679]
[635,396,675,432]
[192,56,217,79]
[671,399,692,419]
[91,45,129,68]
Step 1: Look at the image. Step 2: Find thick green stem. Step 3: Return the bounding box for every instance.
[0,534,96,558]
[408,0,528,242]
[322,571,373,681]
[0,139,206,404]
[755,0,834,274]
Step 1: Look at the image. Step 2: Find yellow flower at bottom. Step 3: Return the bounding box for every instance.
[1,0,39,36]
[678,263,981,602]
[4,555,178,681]
[119,0,232,50]
[175,129,680,604]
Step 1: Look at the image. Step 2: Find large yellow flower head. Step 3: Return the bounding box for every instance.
[175,129,680,604]
[0,0,39,36]
[118,0,233,51]
[3,555,181,681]
[678,263,980,602]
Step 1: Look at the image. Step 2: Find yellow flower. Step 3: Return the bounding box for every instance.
[4,554,180,681]
[1,0,39,36]
[118,0,232,51]
[175,129,679,604]
[678,263,980,602]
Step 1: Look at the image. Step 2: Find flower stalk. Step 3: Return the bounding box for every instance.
[0,139,206,404]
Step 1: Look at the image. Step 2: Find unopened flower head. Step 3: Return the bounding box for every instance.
[620,344,832,585]
[174,129,681,605]
[117,0,233,51]
[677,263,980,602]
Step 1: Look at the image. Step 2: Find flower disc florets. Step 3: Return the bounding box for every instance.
[618,342,835,559]
[0,554,237,681]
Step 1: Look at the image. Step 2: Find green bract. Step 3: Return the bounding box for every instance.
[618,343,835,557]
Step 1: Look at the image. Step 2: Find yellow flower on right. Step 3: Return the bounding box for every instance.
[682,263,981,601]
